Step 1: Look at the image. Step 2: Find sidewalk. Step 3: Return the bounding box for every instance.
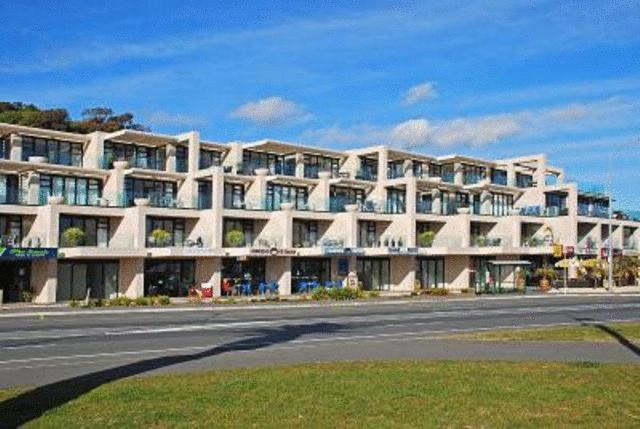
[548,286,640,294]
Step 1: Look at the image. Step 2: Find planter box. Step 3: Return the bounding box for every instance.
[48,195,65,205]
[457,207,471,215]
[134,198,150,207]
[28,156,47,164]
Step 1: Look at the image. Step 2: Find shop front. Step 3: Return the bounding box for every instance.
[221,257,266,295]
[291,257,331,293]
[357,257,391,291]
[0,247,57,303]
[144,259,195,297]
[57,260,119,301]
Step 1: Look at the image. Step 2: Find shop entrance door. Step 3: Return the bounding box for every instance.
[0,262,31,303]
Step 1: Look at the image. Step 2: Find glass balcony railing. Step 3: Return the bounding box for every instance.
[463,173,484,185]
[470,235,504,247]
[355,168,377,181]
[578,206,609,218]
[416,201,433,214]
[441,172,455,183]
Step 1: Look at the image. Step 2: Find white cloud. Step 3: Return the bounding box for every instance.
[145,111,207,128]
[230,97,310,126]
[389,119,433,146]
[402,82,437,106]
[300,97,640,149]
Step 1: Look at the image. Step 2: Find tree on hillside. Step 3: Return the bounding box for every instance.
[0,102,149,133]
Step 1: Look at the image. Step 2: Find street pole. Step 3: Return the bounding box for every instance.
[608,192,614,291]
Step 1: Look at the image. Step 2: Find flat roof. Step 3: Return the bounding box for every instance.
[0,123,88,143]
[243,140,345,158]
[105,129,178,145]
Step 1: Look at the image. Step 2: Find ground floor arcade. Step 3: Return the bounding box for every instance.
[0,253,553,303]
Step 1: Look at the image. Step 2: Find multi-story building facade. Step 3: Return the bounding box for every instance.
[0,122,638,303]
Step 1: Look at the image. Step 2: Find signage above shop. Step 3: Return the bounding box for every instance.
[0,247,58,260]
[323,247,364,256]
[388,247,419,255]
[250,247,298,256]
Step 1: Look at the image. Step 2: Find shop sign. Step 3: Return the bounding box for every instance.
[388,247,419,255]
[323,247,364,256]
[250,247,298,256]
[552,244,563,258]
[0,247,58,260]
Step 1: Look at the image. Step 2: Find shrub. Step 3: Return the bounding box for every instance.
[61,227,85,247]
[108,296,133,306]
[423,288,449,296]
[458,288,474,295]
[85,298,105,307]
[69,299,79,307]
[156,295,171,305]
[311,286,329,300]
[224,229,245,247]
[418,230,435,247]
[134,296,150,306]
[150,229,171,247]
[368,291,380,298]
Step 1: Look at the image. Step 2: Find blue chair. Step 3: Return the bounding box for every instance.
[258,282,267,295]
[324,280,335,289]
[309,280,320,290]
[269,281,279,294]
[297,281,308,293]
[241,281,252,296]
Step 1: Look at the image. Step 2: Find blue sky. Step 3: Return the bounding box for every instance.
[1,1,640,208]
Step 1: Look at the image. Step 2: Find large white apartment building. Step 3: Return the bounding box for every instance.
[0,122,638,303]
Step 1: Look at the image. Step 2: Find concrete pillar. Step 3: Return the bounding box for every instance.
[9,134,22,161]
[345,204,359,247]
[120,257,145,298]
[277,203,294,248]
[246,168,268,209]
[84,132,104,169]
[431,189,441,215]
[310,171,331,211]
[377,148,388,182]
[224,142,244,174]
[103,161,127,205]
[26,172,40,205]
[211,167,225,248]
[182,131,200,174]
[506,164,517,187]
[405,178,417,247]
[392,256,416,292]
[535,155,546,189]
[267,257,291,295]
[31,259,57,303]
[196,257,220,296]
[295,152,304,178]
[480,191,492,216]
[454,162,464,186]
[166,143,176,173]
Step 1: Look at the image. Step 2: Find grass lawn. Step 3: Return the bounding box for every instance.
[4,360,640,428]
[451,321,640,342]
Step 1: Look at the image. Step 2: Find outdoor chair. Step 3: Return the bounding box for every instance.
[258,282,267,295]
[297,281,308,293]
[268,281,279,294]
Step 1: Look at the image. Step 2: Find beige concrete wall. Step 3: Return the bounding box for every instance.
[445,255,470,289]
[119,257,145,298]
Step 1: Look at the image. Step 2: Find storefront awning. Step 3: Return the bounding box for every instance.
[488,260,532,266]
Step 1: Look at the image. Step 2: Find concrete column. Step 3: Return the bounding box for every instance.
[454,162,464,186]
[84,132,104,169]
[277,203,294,248]
[377,148,388,182]
[195,257,220,295]
[211,167,225,248]
[535,155,546,189]
[120,257,145,298]
[345,204,359,247]
[246,168,268,209]
[480,191,492,216]
[103,161,127,205]
[295,152,304,178]
[405,178,417,247]
[431,189,441,215]
[506,164,517,187]
[31,259,58,303]
[183,131,200,174]
[391,256,416,292]
[267,257,291,295]
[166,143,176,173]
[131,206,147,249]
[310,171,331,211]
[224,142,244,174]
[9,134,22,161]
[26,172,40,205]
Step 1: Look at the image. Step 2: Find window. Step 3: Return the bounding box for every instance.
[358,221,378,247]
[429,163,442,178]
[330,186,364,212]
[462,164,486,185]
[199,149,222,169]
[0,136,9,159]
[491,193,514,217]
[223,218,254,247]
[516,173,534,188]
[197,180,212,209]
[304,154,339,178]
[176,145,188,173]
[224,183,245,209]
[386,188,406,213]
[387,160,404,179]
[417,257,445,289]
[293,220,319,247]
[417,193,432,213]
[411,161,430,179]
[0,175,21,204]
[57,260,119,301]
[491,168,508,186]
[242,150,292,175]
[146,217,186,247]
[292,258,331,291]
[59,215,110,247]
[40,174,101,206]
[123,178,176,207]
[357,258,390,291]
[22,136,83,166]
[441,164,455,183]
[356,157,378,180]
[545,192,568,214]
[104,141,166,170]
[266,183,308,210]
[144,259,194,297]
[0,215,22,244]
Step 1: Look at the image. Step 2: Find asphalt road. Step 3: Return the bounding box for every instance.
[0,295,639,391]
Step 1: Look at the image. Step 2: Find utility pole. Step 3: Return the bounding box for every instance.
[608,191,614,291]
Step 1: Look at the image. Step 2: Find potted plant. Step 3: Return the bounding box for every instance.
[224,229,245,247]
[535,266,557,291]
[61,227,85,247]
[473,235,487,247]
[150,228,171,247]
[418,230,435,248]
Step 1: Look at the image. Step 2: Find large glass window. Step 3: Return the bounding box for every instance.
[293,220,319,247]
[491,193,514,217]
[222,258,266,292]
[491,168,508,186]
[330,186,365,212]
[387,160,404,179]
[266,183,308,210]
[123,178,177,207]
[0,136,9,159]
[57,260,119,301]
[176,145,189,173]
[40,174,101,206]
[386,188,406,213]
[545,192,568,215]
[357,258,390,291]
[292,258,331,291]
[144,259,194,297]
[463,164,486,185]
[242,150,293,176]
[516,173,534,188]
[358,221,378,247]
[224,183,245,209]
[304,154,340,178]
[356,157,378,181]
[417,257,445,289]
[0,215,22,245]
[22,136,83,166]
[199,149,222,169]
[223,218,254,247]
[104,141,166,170]
[417,193,432,214]
[197,180,212,209]
[0,175,21,204]
[59,215,109,247]
[146,217,186,247]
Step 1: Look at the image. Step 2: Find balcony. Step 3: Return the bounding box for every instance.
[578,206,609,218]
[463,173,484,185]
[470,235,503,247]
[416,201,433,214]
[517,206,568,217]
[0,188,29,205]
[239,162,295,176]
[441,172,455,183]
[355,168,377,181]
